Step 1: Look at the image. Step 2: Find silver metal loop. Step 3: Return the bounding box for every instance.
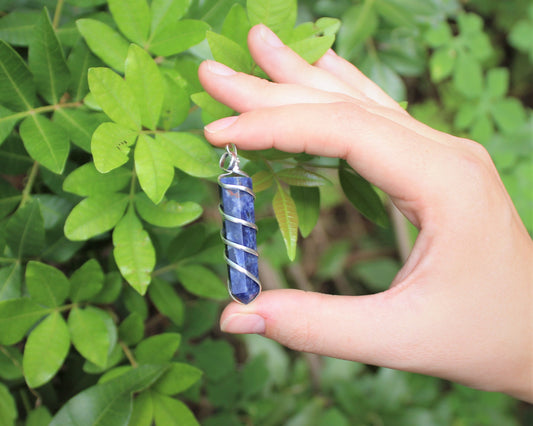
[219,143,241,173]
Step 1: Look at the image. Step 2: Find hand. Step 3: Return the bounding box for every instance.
[198,24,533,402]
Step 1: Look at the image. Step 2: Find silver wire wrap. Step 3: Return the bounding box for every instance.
[218,144,261,303]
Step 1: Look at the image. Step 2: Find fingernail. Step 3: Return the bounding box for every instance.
[221,313,266,334]
[205,116,238,133]
[206,60,236,76]
[259,24,284,48]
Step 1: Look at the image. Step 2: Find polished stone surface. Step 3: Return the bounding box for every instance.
[220,176,260,304]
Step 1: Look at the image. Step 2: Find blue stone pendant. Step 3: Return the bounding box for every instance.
[218,144,261,304]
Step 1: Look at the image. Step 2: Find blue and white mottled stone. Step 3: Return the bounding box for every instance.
[220,175,260,304]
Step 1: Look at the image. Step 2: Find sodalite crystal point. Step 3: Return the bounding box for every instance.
[220,175,260,304]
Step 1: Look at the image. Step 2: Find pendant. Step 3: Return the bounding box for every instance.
[218,144,261,304]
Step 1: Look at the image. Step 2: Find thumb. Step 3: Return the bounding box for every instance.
[220,288,426,370]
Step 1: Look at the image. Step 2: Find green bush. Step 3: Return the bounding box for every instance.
[0,0,530,424]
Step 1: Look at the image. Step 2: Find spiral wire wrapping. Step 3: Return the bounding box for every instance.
[218,144,261,303]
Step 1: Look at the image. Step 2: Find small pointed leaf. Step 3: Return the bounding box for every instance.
[91,122,138,173]
[26,261,70,307]
[0,40,35,110]
[135,193,202,228]
[273,185,298,261]
[108,0,151,44]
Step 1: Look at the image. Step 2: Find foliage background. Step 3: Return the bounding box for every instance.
[0,0,531,424]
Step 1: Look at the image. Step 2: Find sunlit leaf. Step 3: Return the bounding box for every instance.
[88,67,141,130]
[147,19,210,57]
[23,311,70,388]
[26,261,70,307]
[113,209,155,295]
[91,122,138,173]
[76,19,129,72]
[291,186,320,238]
[135,134,174,204]
[0,297,50,345]
[125,44,164,130]
[176,264,227,300]
[64,193,129,241]
[108,0,151,44]
[135,192,202,228]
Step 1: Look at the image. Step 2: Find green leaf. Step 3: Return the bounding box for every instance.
[176,264,227,300]
[108,0,150,44]
[375,0,415,28]
[118,312,144,345]
[0,382,17,426]
[207,31,252,73]
[54,108,106,153]
[28,9,70,104]
[0,105,20,146]
[277,167,330,187]
[339,165,389,227]
[191,338,235,381]
[25,407,52,426]
[353,258,401,293]
[0,10,40,46]
[0,346,23,380]
[222,4,251,50]
[454,103,477,130]
[491,98,527,133]
[91,122,138,173]
[291,186,320,238]
[5,199,45,259]
[148,278,184,326]
[362,56,406,102]
[0,40,35,111]
[125,44,164,130]
[288,35,335,64]
[247,0,297,34]
[486,68,509,99]
[425,22,452,48]
[90,271,123,304]
[190,91,233,121]
[337,4,378,57]
[0,297,50,345]
[76,19,129,72]
[134,332,181,364]
[252,170,274,192]
[88,67,141,130]
[69,259,104,302]
[19,114,70,174]
[50,365,168,426]
[150,0,191,37]
[135,134,174,204]
[69,306,116,367]
[159,73,190,130]
[452,52,483,98]
[123,285,149,320]
[154,362,202,395]
[130,391,153,426]
[273,185,298,261]
[0,263,22,301]
[135,192,202,228]
[0,177,20,219]
[429,46,455,82]
[23,311,70,388]
[63,163,131,197]
[26,261,70,307]
[148,19,210,57]
[64,193,129,241]
[35,194,72,229]
[158,132,219,177]
[67,39,102,102]
[152,392,199,426]
[113,209,155,295]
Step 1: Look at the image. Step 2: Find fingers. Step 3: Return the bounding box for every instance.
[314,48,406,113]
[246,25,368,103]
[220,289,422,369]
[204,102,441,208]
[198,60,354,113]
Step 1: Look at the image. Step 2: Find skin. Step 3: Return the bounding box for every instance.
[198,24,533,402]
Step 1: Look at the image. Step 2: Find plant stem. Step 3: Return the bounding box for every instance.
[120,341,138,368]
[0,101,83,125]
[18,162,39,210]
[52,0,65,29]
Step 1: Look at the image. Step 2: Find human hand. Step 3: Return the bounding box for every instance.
[198,24,533,402]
